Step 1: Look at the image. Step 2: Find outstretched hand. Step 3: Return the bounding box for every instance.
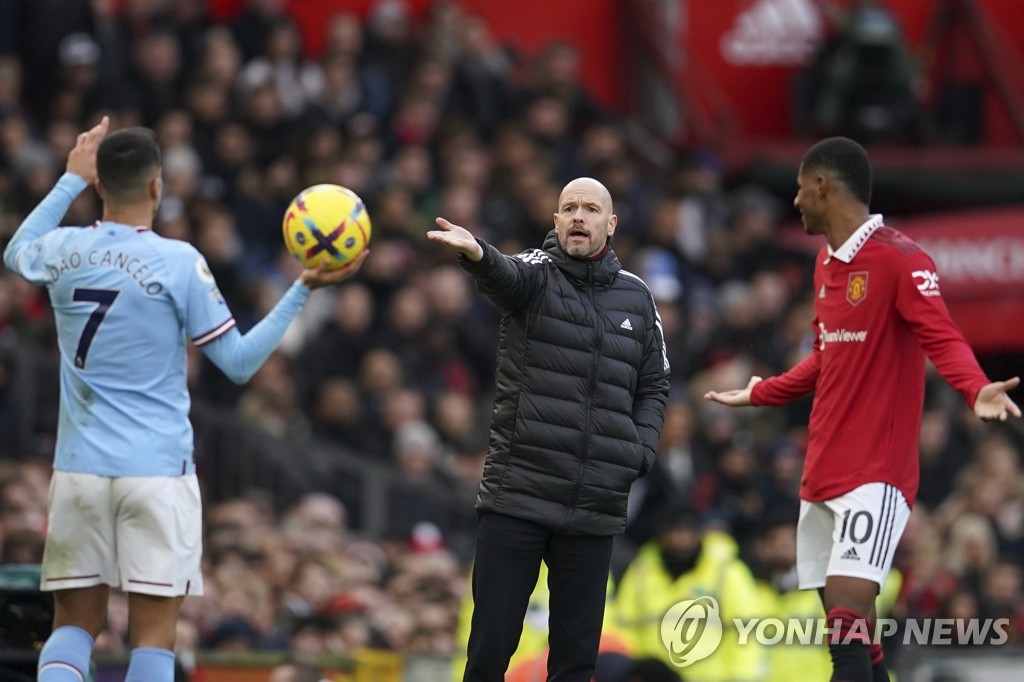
[299,249,369,290]
[703,376,763,407]
[427,217,483,262]
[67,115,110,185]
[974,376,1022,422]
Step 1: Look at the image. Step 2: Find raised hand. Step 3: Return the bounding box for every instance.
[426,217,484,262]
[704,376,763,407]
[299,249,369,289]
[973,376,1022,422]
[67,116,110,185]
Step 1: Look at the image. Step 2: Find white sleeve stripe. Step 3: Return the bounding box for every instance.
[193,318,236,346]
[514,249,551,266]
[618,270,670,371]
[617,269,647,287]
[39,663,85,682]
[654,311,669,371]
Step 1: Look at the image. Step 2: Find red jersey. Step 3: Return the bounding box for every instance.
[751,215,989,506]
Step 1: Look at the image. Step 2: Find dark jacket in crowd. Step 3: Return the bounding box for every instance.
[460,230,671,536]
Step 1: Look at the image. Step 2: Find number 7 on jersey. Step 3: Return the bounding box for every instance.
[73,288,120,368]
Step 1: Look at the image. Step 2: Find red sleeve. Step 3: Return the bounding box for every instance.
[895,251,989,407]
[751,341,821,406]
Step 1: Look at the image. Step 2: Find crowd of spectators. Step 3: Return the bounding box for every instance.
[0,0,1021,678]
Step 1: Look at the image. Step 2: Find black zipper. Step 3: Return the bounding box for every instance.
[567,261,603,524]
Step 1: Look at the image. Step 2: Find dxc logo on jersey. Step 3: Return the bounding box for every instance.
[912,270,941,296]
[660,596,724,667]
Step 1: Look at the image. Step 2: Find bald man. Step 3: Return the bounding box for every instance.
[429,178,671,681]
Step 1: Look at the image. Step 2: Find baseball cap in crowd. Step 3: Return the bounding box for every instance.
[408,521,445,553]
[59,33,101,67]
[636,247,682,302]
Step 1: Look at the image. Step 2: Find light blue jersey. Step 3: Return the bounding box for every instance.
[4,173,310,476]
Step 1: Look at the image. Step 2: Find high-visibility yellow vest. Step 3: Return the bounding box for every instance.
[613,532,768,682]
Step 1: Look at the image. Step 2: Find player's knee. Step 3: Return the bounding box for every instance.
[52,586,110,639]
[823,576,879,615]
[127,594,182,649]
[128,620,178,650]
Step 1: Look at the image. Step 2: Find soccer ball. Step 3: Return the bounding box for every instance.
[282,184,372,269]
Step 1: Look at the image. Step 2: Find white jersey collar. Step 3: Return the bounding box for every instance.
[826,214,883,264]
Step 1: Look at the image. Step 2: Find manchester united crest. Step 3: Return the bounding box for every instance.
[846,272,869,306]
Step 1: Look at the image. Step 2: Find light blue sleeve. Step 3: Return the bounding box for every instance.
[178,249,235,344]
[199,280,310,384]
[3,173,88,283]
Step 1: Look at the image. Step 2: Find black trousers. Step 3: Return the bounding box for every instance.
[463,512,614,682]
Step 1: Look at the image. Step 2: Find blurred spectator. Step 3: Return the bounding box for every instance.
[54,32,105,118]
[897,508,959,620]
[364,0,416,98]
[238,350,304,439]
[692,435,764,546]
[979,559,1024,643]
[387,420,448,536]
[12,0,93,117]
[0,56,23,121]
[446,14,516,139]
[747,507,831,682]
[623,400,705,552]
[281,492,348,556]
[525,41,604,135]
[380,284,433,379]
[175,617,201,679]
[945,513,998,594]
[276,556,340,638]
[311,377,372,451]
[131,30,185,126]
[614,506,766,679]
[196,27,243,91]
[232,0,289,63]
[798,0,924,143]
[0,473,46,536]
[431,390,478,452]
[298,282,377,399]
[0,526,44,563]
[237,18,322,119]
[917,407,964,508]
[0,344,34,457]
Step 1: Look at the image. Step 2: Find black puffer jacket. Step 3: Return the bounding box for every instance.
[460,231,671,536]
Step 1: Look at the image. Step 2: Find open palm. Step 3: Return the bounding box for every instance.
[427,217,483,262]
[974,376,1022,422]
[704,376,763,407]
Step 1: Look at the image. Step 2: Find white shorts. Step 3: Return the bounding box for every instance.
[41,471,204,597]
[797,482,910,590]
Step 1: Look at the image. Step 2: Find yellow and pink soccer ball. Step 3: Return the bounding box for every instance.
[282,184,372,269]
